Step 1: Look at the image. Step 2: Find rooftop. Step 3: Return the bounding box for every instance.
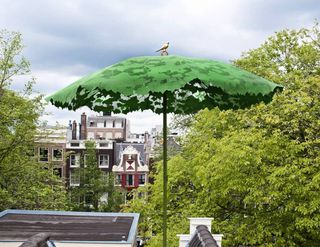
[0,210,139,245]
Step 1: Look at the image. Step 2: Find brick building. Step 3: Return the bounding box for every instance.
[35,112,151,204]
[66,112,127,187]
[35,126,66,178]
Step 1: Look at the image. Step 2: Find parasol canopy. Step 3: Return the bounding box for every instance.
[47,55,282,114]
[46,54,283,247]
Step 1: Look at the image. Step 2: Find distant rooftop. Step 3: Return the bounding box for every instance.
[0,210,139,245]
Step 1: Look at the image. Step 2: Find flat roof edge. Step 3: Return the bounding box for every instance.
[0,209,139,218]
[0,209,140,244]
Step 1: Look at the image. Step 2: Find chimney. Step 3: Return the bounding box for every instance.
[72,120,77,140]
[81,112,87,140]
[177,218,223,247]
[144,131,149,144]
[79,123,82,140]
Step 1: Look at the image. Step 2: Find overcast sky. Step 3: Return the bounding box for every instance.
[1,0,319,133]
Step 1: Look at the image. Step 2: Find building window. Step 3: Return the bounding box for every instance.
[100,193,108,204]
[54,168,62,178]
[39,148,49,162]
[83,154,88,167]
[126,174,134,186]
[70,171,80,186]
[138,174,146,185]
[115,174,121,185]
[97,122,104,128]
[70,142,80,147]
[115,132,122,138]
[99,155,109,167]
[85,192,93,205]
[87,132,94,140]
[52,148,63,161]
[115,120,122,128]
[70,154,80,167]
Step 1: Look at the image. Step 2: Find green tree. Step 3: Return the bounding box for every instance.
[0,30,68,210]
[124,23,320,246]
[100,172,126,212]
[70,141,124,211]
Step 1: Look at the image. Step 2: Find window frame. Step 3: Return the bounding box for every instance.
[70,170,80,186]
[83,154,88,167]
[138,174,146,185]
[126,174,134,186]
[115,174,121,186]
[99,154,109,168]
[70,154,80,167]
[52,148,63,161]
[39,147,49,162]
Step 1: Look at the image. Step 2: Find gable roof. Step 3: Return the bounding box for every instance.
[115,143,146,165]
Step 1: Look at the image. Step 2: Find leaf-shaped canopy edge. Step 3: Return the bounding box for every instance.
[46,55,283,114]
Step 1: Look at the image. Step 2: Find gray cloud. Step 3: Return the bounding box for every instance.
[1,0,318,132]
[233,0,319,31]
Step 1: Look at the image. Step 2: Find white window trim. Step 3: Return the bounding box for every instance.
[70,171,80,186]
[83,154,88,167]
[114,174,122,186]
[52,148,63,161]
[70,154,80,167]
[99,154,109,168]
[138,174,146,186]
[100,193,108,204]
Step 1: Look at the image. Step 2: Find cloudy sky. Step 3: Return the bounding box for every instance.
[1,0,319,132]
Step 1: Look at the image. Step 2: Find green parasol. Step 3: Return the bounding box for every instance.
[46,55,282,247]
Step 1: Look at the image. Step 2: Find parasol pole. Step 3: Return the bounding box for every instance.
[162,91,168,247]
[159,44,169,247]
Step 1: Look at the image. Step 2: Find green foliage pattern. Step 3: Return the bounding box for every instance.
[0,30,68,211]
[125,23,320,246]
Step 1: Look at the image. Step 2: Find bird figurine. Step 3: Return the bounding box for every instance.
[156,42,169,56]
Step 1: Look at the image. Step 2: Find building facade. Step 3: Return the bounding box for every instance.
[113,143,149,199]
[66,112,125,187]
[35,126,67,178]
[35,112,151,204]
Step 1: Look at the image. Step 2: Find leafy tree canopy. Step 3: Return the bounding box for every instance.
[70,141,125,212]
[125,22,320,246]
[0,30,68,211]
